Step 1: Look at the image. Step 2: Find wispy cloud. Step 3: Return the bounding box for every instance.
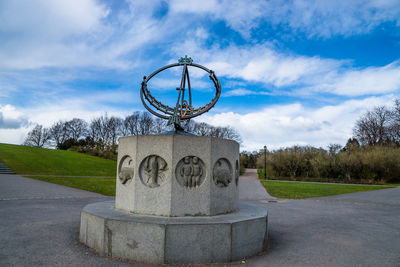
[168,0,400,38]
[223,88,270,97]
[172,40,400,97]
[0,0,164,70]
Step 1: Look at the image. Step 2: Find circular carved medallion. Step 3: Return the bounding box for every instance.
[213,158,232,188]
[175,156,206,188]
[139,155,168,188]
[118,155,134,185]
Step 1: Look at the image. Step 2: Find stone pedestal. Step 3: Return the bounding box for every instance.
[80,134,268,264]
[80,201,268,264]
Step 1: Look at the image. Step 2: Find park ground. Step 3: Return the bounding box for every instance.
[0,170,399,266]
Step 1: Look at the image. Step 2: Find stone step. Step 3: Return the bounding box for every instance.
[0,161,15,174]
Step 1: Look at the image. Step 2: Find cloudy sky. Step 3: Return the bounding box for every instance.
[0,0,400,151]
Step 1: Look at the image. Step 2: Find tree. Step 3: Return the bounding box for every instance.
[66,118,88,141]
[49,120,69,148]
[122,112,140,136]
[89,117,104,148]
[152,117,168,134]
[344,138,360,151]
[353,106,391,145]
[328,144,342,155]
[24,125,51,147]
[138,112,153,135]
[193,122,210,136]
[106,116,122,148]
[218,125,242,143]
[388,99,400,143]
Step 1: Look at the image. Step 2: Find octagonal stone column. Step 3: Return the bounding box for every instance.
[115,135,239,217]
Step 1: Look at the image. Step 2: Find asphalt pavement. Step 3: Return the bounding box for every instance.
[0,173,399,266]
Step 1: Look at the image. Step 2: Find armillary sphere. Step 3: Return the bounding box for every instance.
[140,56,221,131]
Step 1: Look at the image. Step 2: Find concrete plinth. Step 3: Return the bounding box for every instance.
[80,201,268,264]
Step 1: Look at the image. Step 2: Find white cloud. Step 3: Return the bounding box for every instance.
[0,0,163,70]
[328,61,400,96]
[172,40,400,97]
[0,104,29,129]
[168,0,400,38]
[0,0,109,38]
[0,104,30,145]
[0,128,31,145]
[197,95,396,151]
[172,41,341,87]
[223,88,269,97]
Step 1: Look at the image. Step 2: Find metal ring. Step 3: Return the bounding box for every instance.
[140,61,221,121]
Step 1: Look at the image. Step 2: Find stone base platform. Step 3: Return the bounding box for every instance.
[80,201,268,264]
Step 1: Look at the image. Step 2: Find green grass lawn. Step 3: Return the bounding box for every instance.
[27,176,393,198]
[261,180,393,199]
[0,143,116,176]
[28,176,116,196]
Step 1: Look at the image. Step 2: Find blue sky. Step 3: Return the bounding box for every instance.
[1,0,400,151]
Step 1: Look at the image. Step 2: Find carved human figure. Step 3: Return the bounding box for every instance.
[213,159,232,187]
[175,156,205,188]
[192,156,203,187]
[180,156,193,187]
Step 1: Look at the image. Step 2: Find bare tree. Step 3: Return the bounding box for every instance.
[24,125,51,147]
[353,106,391,145]
[89,114,122,150]
[388,99,400,143]
[106,116,123,147]
[49,120,69,148]
[193,122,210,136]
[89,117,101,142]
[66,118,88,141]
[152,117,168,134]
[138,112,153,135]
[122,112,140,136]
[219,125,242,143]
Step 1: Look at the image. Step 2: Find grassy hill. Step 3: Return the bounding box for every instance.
[0,143,116,176]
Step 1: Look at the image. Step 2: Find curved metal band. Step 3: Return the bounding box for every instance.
[140,62,221,121]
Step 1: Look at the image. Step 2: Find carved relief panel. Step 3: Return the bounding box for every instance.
[213,158,232,188]
[118,155,134,185]
[139,155,168,188]
[175,156,206,188]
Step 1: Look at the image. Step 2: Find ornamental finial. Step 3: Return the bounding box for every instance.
[178,55,193,64]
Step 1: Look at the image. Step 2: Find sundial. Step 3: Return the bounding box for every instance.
[82,58,266,265]
[140,56,221,131]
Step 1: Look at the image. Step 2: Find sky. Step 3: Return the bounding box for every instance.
[0,0,400,151]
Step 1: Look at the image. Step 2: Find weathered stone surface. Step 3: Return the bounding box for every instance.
[79,201,268,264]
[115,135,239,216]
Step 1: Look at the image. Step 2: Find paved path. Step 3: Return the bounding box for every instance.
[1,173,399,266]
[240,168,258,179]
[239,169,276,201]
